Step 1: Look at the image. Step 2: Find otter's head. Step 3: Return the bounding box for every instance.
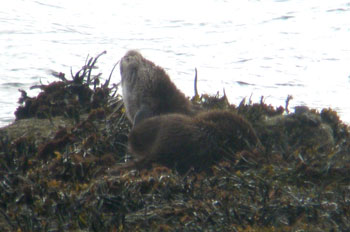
[120,50,143,80]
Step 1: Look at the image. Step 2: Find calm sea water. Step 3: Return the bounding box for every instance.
[1,0,350,127]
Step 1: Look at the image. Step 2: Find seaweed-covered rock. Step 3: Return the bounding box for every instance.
[15,51,110,121]
[1,53,350,231]
[263,106,335,153]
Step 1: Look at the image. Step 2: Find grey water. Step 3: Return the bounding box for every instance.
[1,0,350,127]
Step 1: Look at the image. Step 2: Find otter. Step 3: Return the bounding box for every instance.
[120,50,193,126]
[127,110,262,174]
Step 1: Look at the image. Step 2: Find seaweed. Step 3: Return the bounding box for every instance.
[0,52,350,231]
[15,51,110,122]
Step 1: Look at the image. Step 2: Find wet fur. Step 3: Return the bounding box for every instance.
[127,110,262,174]
[120,50,193,125]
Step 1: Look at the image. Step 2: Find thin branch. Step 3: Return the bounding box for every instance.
[50,70,67,81]
[223,88,229,105]
[84,57,94,83]
[104,60,120,89]
[285,95,293,114]
[87,51,107,83]
[70,67,74,79]
[194,68,199,98]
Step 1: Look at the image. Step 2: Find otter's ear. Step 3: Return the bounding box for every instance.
[133,105,155,126]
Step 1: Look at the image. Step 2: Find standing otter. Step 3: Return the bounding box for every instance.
[120,50,193,126]
[127,110,262,174]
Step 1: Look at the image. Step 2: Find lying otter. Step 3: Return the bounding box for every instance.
[120,50,193,126]
[127,110,262,174]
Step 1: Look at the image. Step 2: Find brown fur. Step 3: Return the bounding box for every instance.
[120,50,193,125]
[127,110,262,174]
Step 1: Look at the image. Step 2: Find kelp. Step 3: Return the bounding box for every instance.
[0,52,350,231]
